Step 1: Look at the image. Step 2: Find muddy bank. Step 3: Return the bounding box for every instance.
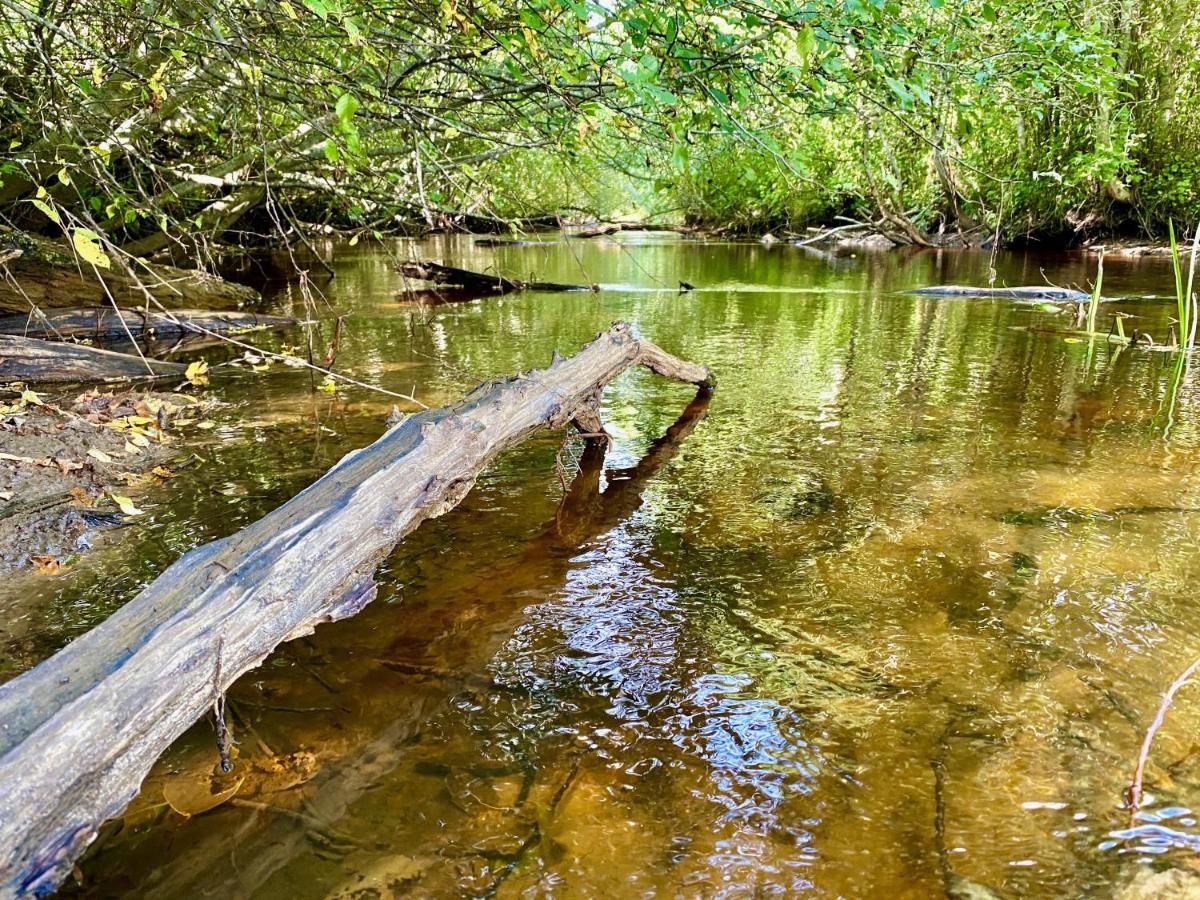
[0,387,210,572]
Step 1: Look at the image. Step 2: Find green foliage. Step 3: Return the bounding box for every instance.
[0,0,1196,251]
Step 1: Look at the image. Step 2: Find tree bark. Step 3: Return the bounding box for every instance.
[0,322,713,897]
[0,335,185,383]
[0,307,295,344]
[0,235,260,314]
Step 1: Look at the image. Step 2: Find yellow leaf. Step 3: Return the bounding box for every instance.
[173,418,196,427]
[130,432,151,447]
[317,375,337,393]
[20,389,43,406]
[87,448,114,464]
[28,199,60,225]
[195,420,216,430]
[123,440,141,455]
[71,227,111,269]
[185,360,210,386]
[110,494,143,516]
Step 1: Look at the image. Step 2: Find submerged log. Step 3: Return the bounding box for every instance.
[0,334,185,383]
[0,322,713,896]
[911,285,1090,302]
[0,307,296,344]
[0,233,260,314]
[397,260,589,294]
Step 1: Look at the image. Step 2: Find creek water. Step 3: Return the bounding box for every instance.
[7,234,1200,897]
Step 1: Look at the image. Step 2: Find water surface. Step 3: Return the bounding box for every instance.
[6,235,1200,897]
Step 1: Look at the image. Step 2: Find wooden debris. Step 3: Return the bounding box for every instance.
[396,261,589,295]
[0,322,713,896]
[0,334,185,383]
[0,308,296,344]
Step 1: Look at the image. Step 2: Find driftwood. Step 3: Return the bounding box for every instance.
[397,260,589,294]
[911,285,1089,302]
[0,234,260,314]
[0,322,713,896]
[566,222,621,239]
[0,334,185,383]
[94,392,712,899]
[0,307,296,344]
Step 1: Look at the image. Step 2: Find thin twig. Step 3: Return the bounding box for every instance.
[1128,653,1200,824]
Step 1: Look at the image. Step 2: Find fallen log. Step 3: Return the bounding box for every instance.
[0,233,260,314]
[566,222,621,239]
[94,391,712,898]
[397,260,589,294]
[0,334,186,383]
[0,307,296,344]
[0,322,713,896]
[910,285,1089,302]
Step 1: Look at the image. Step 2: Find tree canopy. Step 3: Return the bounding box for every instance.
[1,0,1196,260]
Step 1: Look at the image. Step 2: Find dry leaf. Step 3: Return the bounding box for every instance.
[87,448,114,464]
[30,555,65,575]
[163,773,244,817]
[109,494,143,516]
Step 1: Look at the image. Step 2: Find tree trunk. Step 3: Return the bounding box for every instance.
[0,322,713,897]
[397,261,589,294]
[0,236,260,314]
[0,335,185,383]
[0,308,295,344]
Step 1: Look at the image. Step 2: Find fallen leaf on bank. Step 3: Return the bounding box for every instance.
[150,465,174,479]
[109,494,143,516]
[87,448,114,464]
[163,772,244,817]
[69,486,93,506]
[123,441,140,456]
[0,491,12,502]
[21,389,43,406]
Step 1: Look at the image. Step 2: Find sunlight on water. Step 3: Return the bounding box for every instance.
[9,236,1200,897]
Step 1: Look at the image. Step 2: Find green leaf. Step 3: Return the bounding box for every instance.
[335,91,359,125]
[71,228,110,269]
[28,198,60,225]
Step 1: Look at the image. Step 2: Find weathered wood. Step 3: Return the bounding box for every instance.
[0,335,185,383]
[911,285,1090,302]
[101,391,712,899]
[566,222,621,239]
[0,234,260,314]
[0,307,296,344]
[397,260,589,294]
[0,322,713,897]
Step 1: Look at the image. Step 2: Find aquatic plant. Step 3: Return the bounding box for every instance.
[1168,220,1200,350]
[1086,250,1103,334]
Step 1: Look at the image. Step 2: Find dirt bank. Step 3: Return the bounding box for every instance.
[0,386,210,572]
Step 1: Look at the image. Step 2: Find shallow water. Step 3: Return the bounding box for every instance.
[8,235,1200,897]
